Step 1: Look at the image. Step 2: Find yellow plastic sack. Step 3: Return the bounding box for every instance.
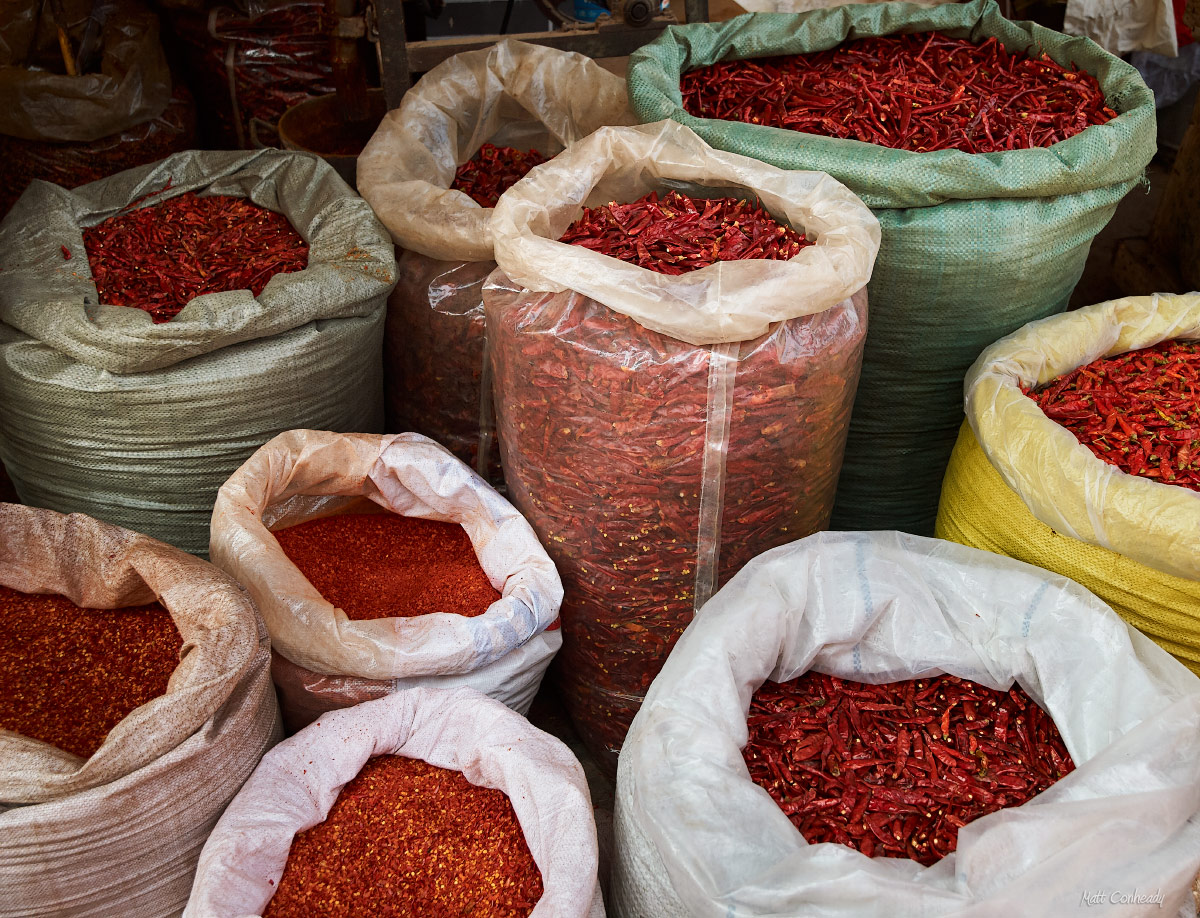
[936,292,1200,675]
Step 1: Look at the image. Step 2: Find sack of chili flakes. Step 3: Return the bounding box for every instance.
[184,687,603,917]
[210,429,563,733]
[485,119,881,774]
[937,292,1200,676]
[0,503,280,918]
[613,530,1200,918]
[357,39,633,484]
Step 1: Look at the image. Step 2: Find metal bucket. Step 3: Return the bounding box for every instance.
[277,88,388,189]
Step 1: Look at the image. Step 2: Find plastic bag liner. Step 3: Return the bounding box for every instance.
[0,503,281,918]
[358,40,633,479]
[486,118,878,771]
[0,149,395,556]
[935,293,1200,672]
[209,429,564,728]
[184,687,604,918]
[626,0,1157,535]
[0,0,172,143]
[612,531,1200,918]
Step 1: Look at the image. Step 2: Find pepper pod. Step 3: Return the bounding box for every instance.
[938,291,1200,676]
[184,687,604,918]
[209,429,563,732]
[485,118,880,775]
[612,530,1200,918]
[0,503,281,918]
[357,39,634,485]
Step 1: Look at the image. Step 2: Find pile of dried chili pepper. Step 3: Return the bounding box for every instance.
[744,672,1075,864]
[263,754,543,918]
[1025,338,1200,491]
[451,143,547,208]
[0,585,181,758]
[681,32,1117,153]
[83,190,309,323]
[487,279,865,773]
[560,190,811,275]
[273,512,501,621]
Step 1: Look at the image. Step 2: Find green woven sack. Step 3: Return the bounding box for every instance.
[627,0,1156,534]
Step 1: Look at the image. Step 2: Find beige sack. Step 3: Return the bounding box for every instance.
[0,503,280,918]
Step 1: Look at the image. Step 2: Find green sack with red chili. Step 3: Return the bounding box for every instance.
[627,0,1157,536]
[0,148,396,557]
[485,118,880,774]
[358,39,634,483]
[0,503,280,918]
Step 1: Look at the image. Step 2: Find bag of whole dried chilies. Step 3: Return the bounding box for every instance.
[486,119,880,773]
[0,0,195,220]
[937,292,1200,676]
[613,530,1200,918]
[627,0,1157,536]
[0,149,395,556]
[0,503,280,918]
[210,429,564,733]
[184,687,604,917]
[357,40,633,484]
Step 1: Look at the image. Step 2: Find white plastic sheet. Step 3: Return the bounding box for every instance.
[613,531,1200,918]
[184,687,604,918]
[1065,0,1178,58]
[489,119,880,346]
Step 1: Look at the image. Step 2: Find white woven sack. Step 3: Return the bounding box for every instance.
[185,687,604,917]
[0,503,281,918]
[613,531,1200,918]
[210,429,563,720]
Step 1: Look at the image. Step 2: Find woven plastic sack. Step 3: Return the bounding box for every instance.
[184,687,604,917]
[210,429,564,732]
[0,0,171,142]
[0,503,281,918]
[1065,0,1178,58]
[358,40,633,481]
[612,530,1200,918]
[935,292,1200,675]
[736,0,957,13]
[627,0,1157,535]
[486,119,878,771]
[0,149,395,557]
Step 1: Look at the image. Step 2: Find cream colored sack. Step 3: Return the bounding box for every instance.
[209,430,563,723]
[490,119,881,346]
[0,503,280,918]
[358,39,634,262]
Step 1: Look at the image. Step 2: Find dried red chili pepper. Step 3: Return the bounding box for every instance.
[273,512,500,621]
[0,585,181,759]
[744,672,1075,864]
[561,190,811,274]
[451,144,547,209]
[82,190,309,323]
[682,31,1117,154]
[487,275,865,772]
[1025,338,1200,491]
[263,754,543,918]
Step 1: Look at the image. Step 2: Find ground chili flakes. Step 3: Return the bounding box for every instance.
[1026,338,1200,491]
[263,754,543,918]
[560,190,811,274]
[0,586,181,758]
[451,143,546,208]
[744,672,1075,865]
[488,280,865,773]
[273,513,500,621]
[682,31,1117,154]
[83,190,308,323]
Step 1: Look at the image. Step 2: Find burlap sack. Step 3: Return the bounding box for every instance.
[0,503,281,918]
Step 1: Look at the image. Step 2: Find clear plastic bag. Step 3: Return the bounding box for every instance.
[613,531,1200,918]
[185,687,605,918]
[485,120,880,771]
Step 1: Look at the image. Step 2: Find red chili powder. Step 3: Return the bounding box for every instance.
[263,754,544,918]
[272,513,501,621]
[0,586,182,758]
